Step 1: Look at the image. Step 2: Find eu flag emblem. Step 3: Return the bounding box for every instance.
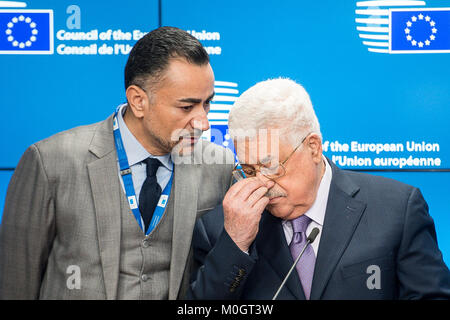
[390,8,450,53]
[0,9,53,54]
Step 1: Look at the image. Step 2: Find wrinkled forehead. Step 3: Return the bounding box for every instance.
[233,129,285,165]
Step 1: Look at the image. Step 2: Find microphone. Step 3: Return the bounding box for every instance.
[272,227,320,300]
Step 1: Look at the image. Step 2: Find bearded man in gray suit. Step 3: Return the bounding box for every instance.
[0,26,234,299]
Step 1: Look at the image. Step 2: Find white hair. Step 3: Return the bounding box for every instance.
[228,78,321,147]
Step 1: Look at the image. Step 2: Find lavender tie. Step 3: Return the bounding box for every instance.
[289,215,316,300]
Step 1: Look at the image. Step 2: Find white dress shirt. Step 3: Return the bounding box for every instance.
[115,103,173,202]
[282,156,332,256]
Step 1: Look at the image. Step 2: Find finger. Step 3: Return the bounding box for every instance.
[225,177,264,201]
[235,178,267,202]
[252,195,270,213]
[225,176,257,199]
[265,180,275,189]
[246,185,269,207]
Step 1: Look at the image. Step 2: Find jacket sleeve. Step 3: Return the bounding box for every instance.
[396,187,450,299]
[186,214,258,300]
[0,144,56,299]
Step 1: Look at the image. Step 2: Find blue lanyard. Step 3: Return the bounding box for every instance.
[112,107,173,235]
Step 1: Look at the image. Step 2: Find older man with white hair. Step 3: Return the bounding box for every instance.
[187,78,450,300]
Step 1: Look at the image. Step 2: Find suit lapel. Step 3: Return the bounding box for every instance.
[257,211,306,300]
[310,161,367,300]
[168,161,200,299]
[87,114,122,300]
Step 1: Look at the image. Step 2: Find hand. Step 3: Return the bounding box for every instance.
[223,177,274,252]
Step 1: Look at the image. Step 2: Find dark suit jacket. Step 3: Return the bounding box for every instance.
[187,160,450,299]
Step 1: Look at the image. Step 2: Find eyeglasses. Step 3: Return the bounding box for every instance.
[232,132,312,180]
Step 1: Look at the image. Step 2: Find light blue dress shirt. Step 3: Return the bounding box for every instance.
[116,103,173,204]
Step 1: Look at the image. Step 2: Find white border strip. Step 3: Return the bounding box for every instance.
[388,8,450,54]
[356,9,389,15]
[0,9,53,54]
[363,41,389,47]
[214,81,238,87]
[0,1,27,7]
[208,113,229,120]
[214,88,239,94]
[357,1,425,7]
[210,103,233,111]
[357,26,389,32]
[355,18,390,24]
[359,34,389,40]
[212,95,237,102]
[368,48,389,53]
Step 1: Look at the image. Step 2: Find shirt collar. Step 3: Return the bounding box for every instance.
[116,103,173,170]
[303,155,332,226]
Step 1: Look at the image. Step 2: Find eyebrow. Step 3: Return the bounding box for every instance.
[177,92,215,104]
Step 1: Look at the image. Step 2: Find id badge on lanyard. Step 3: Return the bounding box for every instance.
[112,108,173,235]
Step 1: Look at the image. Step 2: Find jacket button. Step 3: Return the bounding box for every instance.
[142,239,150,248]
[141,274,149,282]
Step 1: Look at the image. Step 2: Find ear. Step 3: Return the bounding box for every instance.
[125,85,150,119]
[307,133,323,164]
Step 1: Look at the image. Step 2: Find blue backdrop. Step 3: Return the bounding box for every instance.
[0,0,449,264]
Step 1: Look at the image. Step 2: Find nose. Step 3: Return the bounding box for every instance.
[191,107,210,132]
[256,171,275,188]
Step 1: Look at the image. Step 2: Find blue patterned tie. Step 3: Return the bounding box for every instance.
[139,158,162,232]
[289,214,316,300]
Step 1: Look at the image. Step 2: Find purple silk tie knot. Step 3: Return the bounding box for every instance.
[292,214,311,233]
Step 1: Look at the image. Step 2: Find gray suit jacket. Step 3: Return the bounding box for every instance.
[0,114,234,299]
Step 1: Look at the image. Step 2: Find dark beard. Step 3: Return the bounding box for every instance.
[147,127,203,156]
[147,128,175,154]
